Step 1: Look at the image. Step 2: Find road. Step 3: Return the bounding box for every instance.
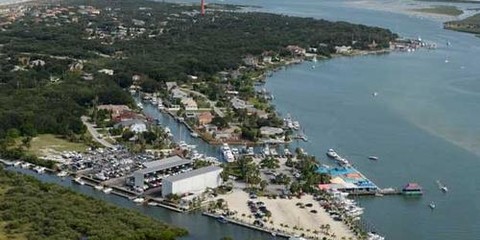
[81,116,115,149]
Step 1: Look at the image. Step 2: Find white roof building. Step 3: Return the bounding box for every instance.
[162,165,223,196]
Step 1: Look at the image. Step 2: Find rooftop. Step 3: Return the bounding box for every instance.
[163,165,222,182]
[135,156,192,175]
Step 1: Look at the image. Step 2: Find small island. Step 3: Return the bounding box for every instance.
[412,5,463,16]
[444,13,480,34]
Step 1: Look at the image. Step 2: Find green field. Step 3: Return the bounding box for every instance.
[26,134,88,156]
[412,5,464,16]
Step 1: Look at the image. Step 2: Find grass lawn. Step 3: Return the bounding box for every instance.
[412,5,463,16]
[26,134,88,156]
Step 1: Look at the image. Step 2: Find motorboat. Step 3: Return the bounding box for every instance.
[262,145,271,156]
[94,185,104,191]
[368,156,379,160]
[103,187,113,194]
[372,92,378,97]
[73,177,85,185]
[326,149,339,159]
[367,232,385,240]
[429,202,436,209]
[57,171,69,177]
[132,197,145,203]
[441,186,448,192]
[190,132,199,138]
[221,143,235,163]
[33,166,46,174]
[217,216,228,224]
[246,147,255,155]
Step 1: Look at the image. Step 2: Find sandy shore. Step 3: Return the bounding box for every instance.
[0,0,34,7]
[345,0,462,22]
[221,190,356,239]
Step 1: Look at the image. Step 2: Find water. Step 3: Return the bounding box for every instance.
[8,0,480,239]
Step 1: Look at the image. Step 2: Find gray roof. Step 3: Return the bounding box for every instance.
[163,165,222,182]
[135,156,192,175]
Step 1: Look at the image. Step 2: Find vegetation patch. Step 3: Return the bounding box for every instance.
[445,13,480,34]
[412,5,463,16]
[0,167,187,240]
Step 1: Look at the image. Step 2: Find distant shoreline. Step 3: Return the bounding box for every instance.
[0,0,34,7]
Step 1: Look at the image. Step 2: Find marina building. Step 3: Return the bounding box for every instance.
[133,156,193,189]
[162,165,223,196]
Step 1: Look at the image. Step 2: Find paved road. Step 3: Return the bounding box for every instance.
[81,116,115,149]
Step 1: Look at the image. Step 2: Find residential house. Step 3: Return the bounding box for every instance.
[243,54,258,67]
[230,97,253,110]
[114,119,147,133]
[198,112,213,125]
[260,126,284,136]
[171,88,188,100]
[181,97,198,111]
[98,69,114,75]
[166,81,178,91]
[286,45,306,56]
[335,46,352,54]
[98,105,131,120]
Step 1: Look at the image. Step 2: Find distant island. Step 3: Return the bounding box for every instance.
[417,0,480,4]
[0,167,187,240]
[444,13,480,34]
[412,5,464,16]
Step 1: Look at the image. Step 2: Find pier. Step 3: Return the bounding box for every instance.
[202,212,289,239]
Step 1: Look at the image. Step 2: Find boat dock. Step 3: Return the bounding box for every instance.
[202,212,289,239]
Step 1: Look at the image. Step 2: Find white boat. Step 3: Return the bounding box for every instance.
[103,187,113,194]
[57,171,68,177]
[269,148,278,156]
[221,143,235,163]
[20,162,32,169]
[94,185,104,191]
[436,180,448,192]
[326,149,339,159]
[368,156,379,160]
[13,161,22,167]
[136,102,143,109]
[292,121,300,130]
[231,148,240,156]
[190,132,199,138]
[262,145,270,156]
[246,147,255,155]
[73,177,85,185]
[33,166,46,174]
[132,197,145,203]
[429,202,436,209]
[367,232,385,240]
[284,148,291,156]
[372,92,378,97]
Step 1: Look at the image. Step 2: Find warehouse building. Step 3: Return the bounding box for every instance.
[133,156,193,189]
[162,165,223,196]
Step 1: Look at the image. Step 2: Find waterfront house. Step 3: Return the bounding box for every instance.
[114,119,147,133]
[198,112,213,125]
[286,45,306,56]
[243,54,258,67]
[335,46,352,54]
[231,97,254,110]
[181,97,198,111]
[166,81,178,91]
[98,104,131,120]
[260,126,284,136]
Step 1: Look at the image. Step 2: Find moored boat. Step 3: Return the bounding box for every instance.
[73,177,85,185]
